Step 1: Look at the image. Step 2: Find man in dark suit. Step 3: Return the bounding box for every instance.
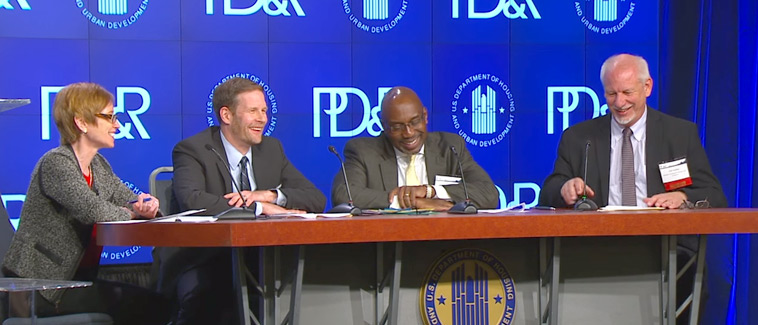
[156,77,326,324]
[540,54,726,209]
[539,54,727,323]
[332,86,498,210]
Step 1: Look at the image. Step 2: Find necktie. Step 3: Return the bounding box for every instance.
[621,128,636,206]
[406,154,420,186]
[239,156,252,192]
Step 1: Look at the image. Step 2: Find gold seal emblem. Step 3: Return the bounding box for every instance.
[420,248,516,325]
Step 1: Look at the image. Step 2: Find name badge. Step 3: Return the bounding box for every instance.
[435,175,461,186]
[659,158,692,191]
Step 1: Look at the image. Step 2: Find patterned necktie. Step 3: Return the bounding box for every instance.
[406,154,420,186]
[239,156,251,192]
[621,127,636,206]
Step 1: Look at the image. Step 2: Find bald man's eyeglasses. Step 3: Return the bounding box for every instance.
[385,117,423,133]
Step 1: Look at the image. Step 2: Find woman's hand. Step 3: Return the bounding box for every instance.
[131,193,160,219]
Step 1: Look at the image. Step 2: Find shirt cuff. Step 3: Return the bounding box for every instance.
[274,189,287,206]
[254,201,263,216]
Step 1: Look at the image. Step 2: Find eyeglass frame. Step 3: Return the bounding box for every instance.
[679,198,710,209]
[95,113,120,124]
[383,116,424,134]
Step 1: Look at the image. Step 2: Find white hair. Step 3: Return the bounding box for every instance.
[600,54,651,85]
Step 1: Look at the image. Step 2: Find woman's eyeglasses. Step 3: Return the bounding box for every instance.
[95,113,119,123]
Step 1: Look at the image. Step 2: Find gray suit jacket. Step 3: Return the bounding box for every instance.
[155,126,325,295]
[539,108,727,208]
[331,132,499,209]
[2,146,135,303]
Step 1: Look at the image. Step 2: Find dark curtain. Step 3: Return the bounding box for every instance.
[661,0,758,323]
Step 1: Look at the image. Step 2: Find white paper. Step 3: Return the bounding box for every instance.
[598,206,665,211]
[99,209,208,224]
[435,175,462,186]
[265,213,351,220]
[479,203,528,213]
[151,216,218,223]
[389,195,400,209]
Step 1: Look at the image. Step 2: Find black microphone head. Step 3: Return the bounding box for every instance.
[328,145,338,155]
[204,144,213,151]
[450,145,458,155]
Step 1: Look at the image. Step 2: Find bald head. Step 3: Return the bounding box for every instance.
[380,86,428,154]
[381,86,423,115]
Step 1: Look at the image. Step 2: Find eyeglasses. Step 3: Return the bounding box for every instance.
[679,199,710,209]
[385,117,424,133]
[95,113,119,123]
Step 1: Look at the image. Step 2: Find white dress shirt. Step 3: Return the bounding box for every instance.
[220,130,286,213]
[393,145,451,200]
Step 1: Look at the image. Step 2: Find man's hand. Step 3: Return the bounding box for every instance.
[414,198,454,211]
[224,190,276,207]
[560,177,595,205]
[389,185,427,209]
[259,202,305,215]
[644,191,687,209]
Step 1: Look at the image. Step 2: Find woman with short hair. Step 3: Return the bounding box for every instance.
[2,82,163,323]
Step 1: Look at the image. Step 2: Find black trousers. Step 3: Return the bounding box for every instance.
[170,251,237,325]
[167,247,264,325]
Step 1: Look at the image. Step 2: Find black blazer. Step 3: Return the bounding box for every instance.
[539,108,727,208]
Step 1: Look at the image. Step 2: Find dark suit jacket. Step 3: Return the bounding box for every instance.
[539,108,727,208]
[155,126,325,295]
[331,132,499,209]
[171,126,325,215]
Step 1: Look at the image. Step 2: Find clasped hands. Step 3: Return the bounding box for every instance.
[561,177,687,209]
[388,185,453,211]
[224,190,305,215]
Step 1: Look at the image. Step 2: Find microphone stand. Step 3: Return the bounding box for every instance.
[205,144,259,219]
[327,146,362,215]
[448,146,477,214]
[574,141,598,211]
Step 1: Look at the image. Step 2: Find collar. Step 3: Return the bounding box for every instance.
[220,129,251,167]
[392,144,426,160]
[611,106,648,140]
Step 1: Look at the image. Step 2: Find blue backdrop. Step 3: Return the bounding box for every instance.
[1,0,755,322]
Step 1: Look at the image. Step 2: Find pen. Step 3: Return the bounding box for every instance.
[533,206,556,210]
[128,197,152,204]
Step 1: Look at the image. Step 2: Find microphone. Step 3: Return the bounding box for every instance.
[204,144,258,219]
[448,146,477,214]
[574,141,598,211]
[327,145,362,215]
